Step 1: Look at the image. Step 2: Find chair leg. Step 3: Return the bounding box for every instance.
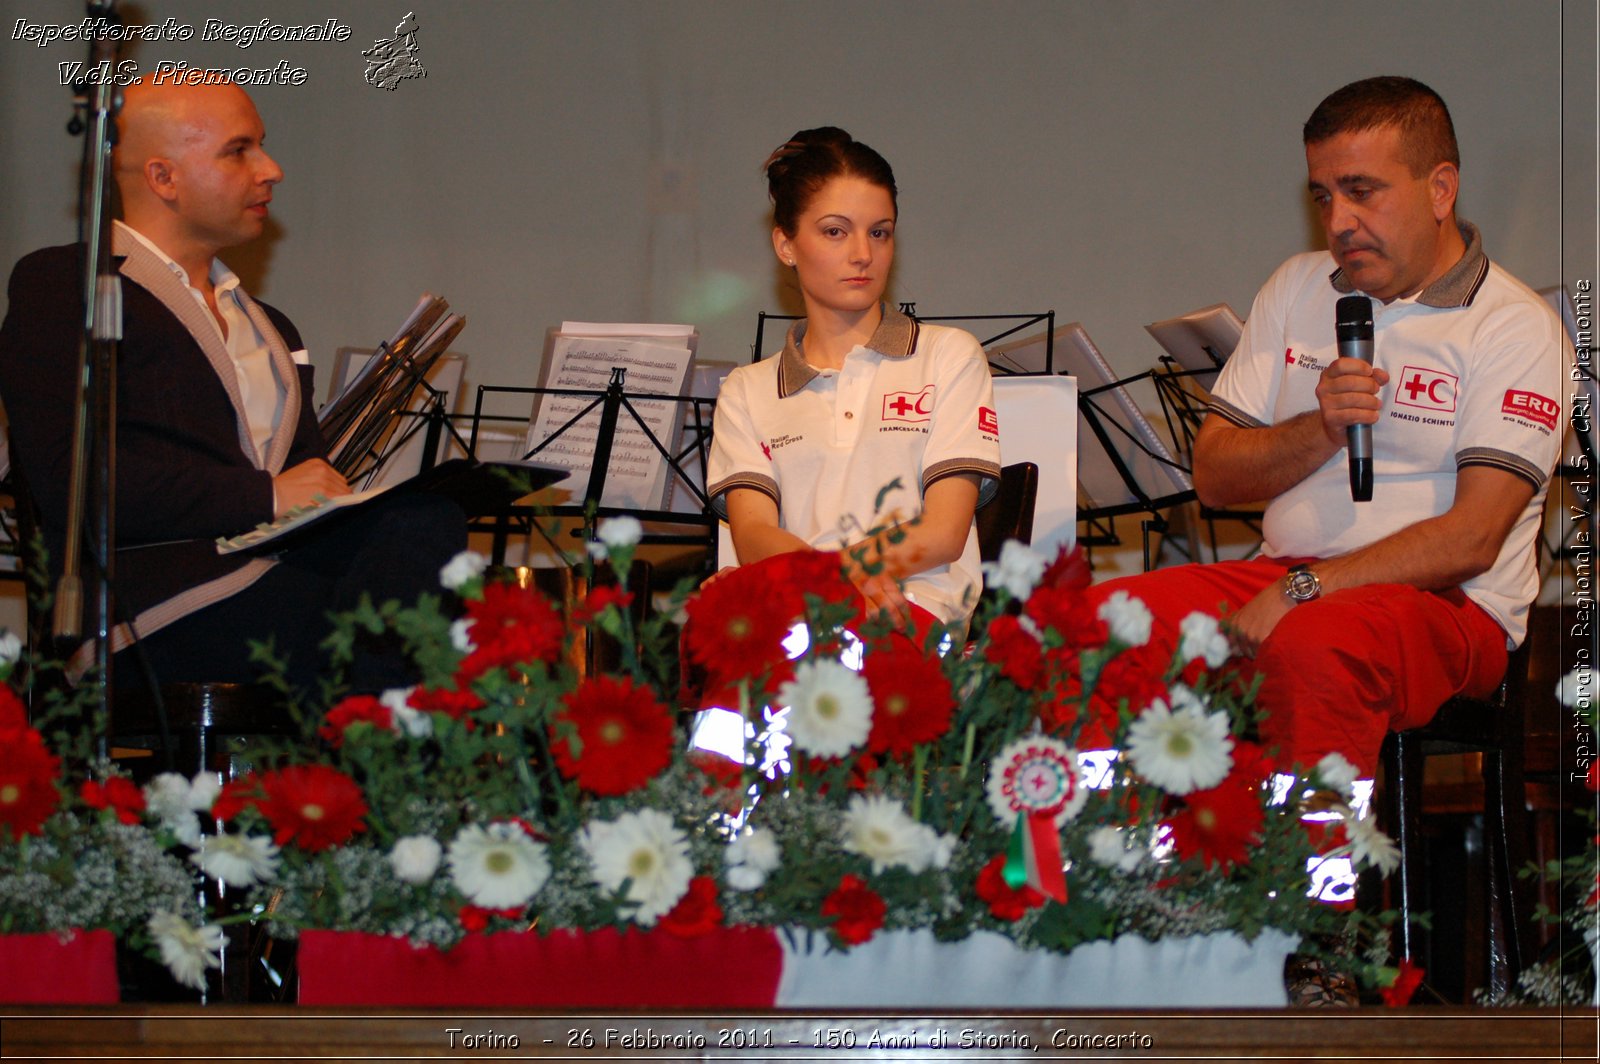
[1384,732,1428,967]
[1481,746,1530,997]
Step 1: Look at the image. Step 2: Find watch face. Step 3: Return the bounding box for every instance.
[1286,570,1320,601]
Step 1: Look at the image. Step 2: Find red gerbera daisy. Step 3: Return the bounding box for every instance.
[256,764,368,851]
[975,854,1048,921]
[81,776,146,825]
[316,695,392,747]
[684,565,804,685]
[820,874,886,946]
[862,639,954,754]
[572,584,634,626]
[456,581,567,682]
[659,876,724,938]
[1165,776,1265,873]
[551,674,674,795]
[0,729,60,841]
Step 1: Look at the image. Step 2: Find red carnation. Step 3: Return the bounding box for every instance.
[821,874,887,946]
[551,674,674,795]
[458,904,524,933]
[1588,760,1599,793]
[985,615,1045,689]
[1381,959,1426,1007]
[256,764,368,851]
[456,581,567,682]
[317,695,392,747]
[573,585,634,625]
[408,685,484,720]
[1038,544,1093,591]
[975,854,1048,921]
[766,549,856,610]
[212,772,262,822]
[0,729,60,841]
[1165,776,1265,873]
[1025,586,1108,651]
[81,776,146,825]
[659,876,724,938]
[862,640,954,754]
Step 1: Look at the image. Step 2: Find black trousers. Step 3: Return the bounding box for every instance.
[116,493,467,695]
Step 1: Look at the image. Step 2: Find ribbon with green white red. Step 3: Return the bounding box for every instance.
[986,736,1086,903]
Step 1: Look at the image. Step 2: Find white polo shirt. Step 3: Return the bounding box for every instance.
[1209,223,1567,645]
[707,306,1002,623]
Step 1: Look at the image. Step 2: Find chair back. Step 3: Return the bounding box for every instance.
[976,462,1039,562]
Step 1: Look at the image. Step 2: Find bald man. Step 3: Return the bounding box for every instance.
[0,81,463,694]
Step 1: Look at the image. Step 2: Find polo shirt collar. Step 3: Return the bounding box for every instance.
[1329,220,1489,308]
[777,303,921,398]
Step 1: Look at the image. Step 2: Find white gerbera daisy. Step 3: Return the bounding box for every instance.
[191,833,280,888]
[982,539,1047,600]
[1086,825,1145,872]
[1314,752,1361,799]
[841,794,948,874]
[724,827,781,892]
[777,658,872,758]
[447,822,551,909]
[1342,808,1401,874]
[1125,698,1233,794]
[580,808,693,926]
[1177,611,1230,668]
[439,549,488,591]
[147,912,225,991]
[390,834,443,884]
[1098,590,1153,647]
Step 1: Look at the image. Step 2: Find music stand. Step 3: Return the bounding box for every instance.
[1044,323,1194,570]
[1144,303,1261,562]
[467,376,718,567]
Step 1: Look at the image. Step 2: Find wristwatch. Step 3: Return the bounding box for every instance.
[1283,564,1322,604]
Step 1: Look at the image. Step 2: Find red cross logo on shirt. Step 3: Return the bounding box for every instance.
[760,441,771,461]
[1394,365,1457,413]
[882,385,935,423]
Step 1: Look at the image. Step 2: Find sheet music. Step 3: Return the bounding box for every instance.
[522,329,697,509]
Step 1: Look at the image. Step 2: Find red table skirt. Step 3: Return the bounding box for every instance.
[0,929,120,1004]
[297,926,785,1007]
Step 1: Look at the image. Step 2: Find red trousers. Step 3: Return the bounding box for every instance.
[1080,558,1509,777]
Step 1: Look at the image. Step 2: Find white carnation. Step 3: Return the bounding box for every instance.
[1314,752,1361,799]
[981,539,1047,600]
[1558,666,1592,710]
[1098,590,1153,647]
[1086,825,1145,872]
[439,550,488,591]
[1178,611,1230,668]
[450,618,476,655]
[724,827,781,891]
[0,629,21,668]
[390,834,443,884]
[587,515,644,560]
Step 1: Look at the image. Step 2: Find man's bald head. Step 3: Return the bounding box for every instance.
[113,81,282,274]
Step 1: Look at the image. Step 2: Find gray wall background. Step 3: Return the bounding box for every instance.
[1,0,1594,411]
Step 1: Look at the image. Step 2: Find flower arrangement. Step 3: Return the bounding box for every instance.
[0,633,226,991]
[192,519,1405,994]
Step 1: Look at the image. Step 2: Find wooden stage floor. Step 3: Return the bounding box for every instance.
[0,1006,1595,1061]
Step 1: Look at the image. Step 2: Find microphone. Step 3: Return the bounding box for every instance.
[1336,295,1375,502]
